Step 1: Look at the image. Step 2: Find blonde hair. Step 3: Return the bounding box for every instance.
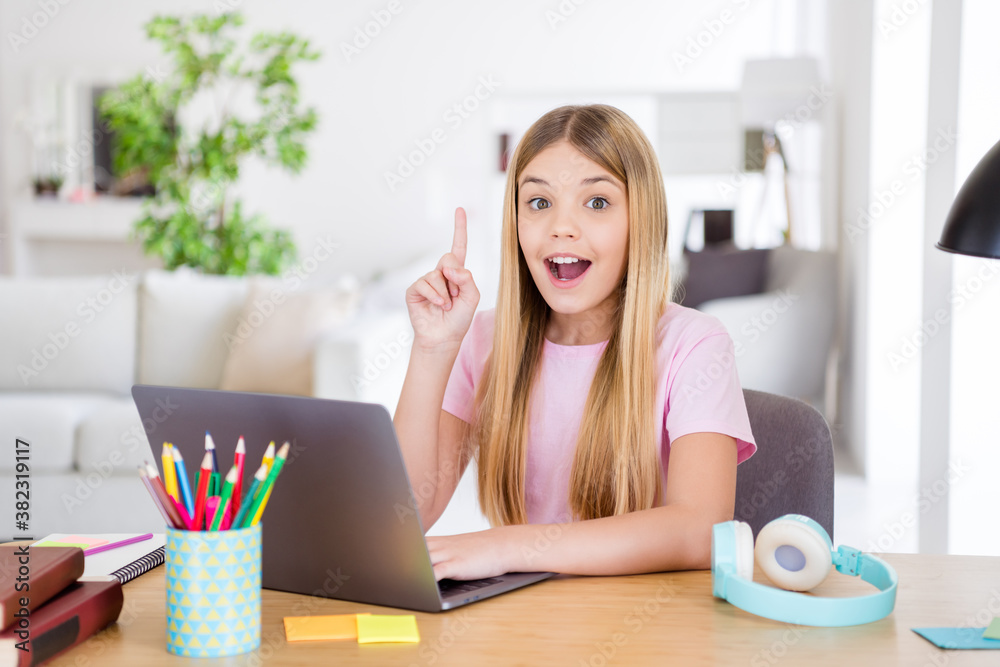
[473,104,671,525]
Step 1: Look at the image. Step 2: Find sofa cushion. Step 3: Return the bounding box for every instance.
[138,269,250,388]
[0,393,122,473]
[218,278,361,396]
[75,397,154,477]
[0,274,137,393]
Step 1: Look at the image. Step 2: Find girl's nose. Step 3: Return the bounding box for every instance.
[550,209,579,238]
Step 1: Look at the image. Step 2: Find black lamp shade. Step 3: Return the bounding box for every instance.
[937,138,1000,258]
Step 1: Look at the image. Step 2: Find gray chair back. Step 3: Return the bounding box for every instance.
[734,389,835,539]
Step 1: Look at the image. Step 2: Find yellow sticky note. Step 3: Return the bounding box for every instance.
[283,614,370,642]
[984,617,1000,640]
[356,614,420,644]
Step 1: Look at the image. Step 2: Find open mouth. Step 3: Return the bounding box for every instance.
[547,256,592,282]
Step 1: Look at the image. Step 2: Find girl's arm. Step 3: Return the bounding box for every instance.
[427,432,737,579]
[394,208,479,530]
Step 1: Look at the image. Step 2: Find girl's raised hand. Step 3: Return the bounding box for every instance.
[405,207,480,352]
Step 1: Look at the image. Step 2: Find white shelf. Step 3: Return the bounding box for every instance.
[12,197,145,241]
[7,197,160,277]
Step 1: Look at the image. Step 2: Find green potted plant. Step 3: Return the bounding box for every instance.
[99,11,320,275]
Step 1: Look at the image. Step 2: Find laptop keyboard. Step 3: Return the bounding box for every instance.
[438,577,504,597]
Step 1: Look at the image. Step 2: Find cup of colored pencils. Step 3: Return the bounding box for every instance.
[138,436,289,658]
[138,437,290,532]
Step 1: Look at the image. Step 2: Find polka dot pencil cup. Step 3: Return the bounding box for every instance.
[165,524,261,657]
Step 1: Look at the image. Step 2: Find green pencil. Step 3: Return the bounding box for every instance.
[242,442,290,528]
[209,465,238,531]
[232,464,267,529]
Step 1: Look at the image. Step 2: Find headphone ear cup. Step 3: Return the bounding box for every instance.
[754,518,833,591]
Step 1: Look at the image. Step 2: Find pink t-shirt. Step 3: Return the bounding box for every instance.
[441,303,757,524]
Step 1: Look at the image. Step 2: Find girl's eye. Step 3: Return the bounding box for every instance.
[527,197,550,210]
[586,197,609,210]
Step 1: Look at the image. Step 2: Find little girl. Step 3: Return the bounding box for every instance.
[394,104,756,581]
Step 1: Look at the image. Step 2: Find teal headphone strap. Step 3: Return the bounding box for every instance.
[717,551,898,627]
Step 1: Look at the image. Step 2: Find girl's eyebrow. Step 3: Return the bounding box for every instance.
[519,175,623,191]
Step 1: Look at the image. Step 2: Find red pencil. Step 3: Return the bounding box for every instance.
[192,452,213,531]
[231,436,246,524]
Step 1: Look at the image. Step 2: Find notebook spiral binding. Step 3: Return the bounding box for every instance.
[110,546,165,584]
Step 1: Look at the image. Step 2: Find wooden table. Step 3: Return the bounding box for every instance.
[48,554,1000,666]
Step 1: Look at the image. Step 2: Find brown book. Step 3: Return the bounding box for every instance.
[0,546,84,631]
[0,579,123,667]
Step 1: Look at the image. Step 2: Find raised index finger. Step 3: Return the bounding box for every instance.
[451,207,468,267]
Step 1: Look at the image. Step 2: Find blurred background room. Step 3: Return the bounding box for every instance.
[0,0,997,557]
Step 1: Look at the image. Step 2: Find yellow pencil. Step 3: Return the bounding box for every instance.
[161,443,179,502]
[249,442,289,526]
[261,441,276,473]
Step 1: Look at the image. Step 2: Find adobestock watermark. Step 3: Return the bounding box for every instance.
[672,0,756,74]
[846,125,958,243]
[340,0,405,62]
[394,458,458,524]
[678,290,800,402]
[738,431,828,523]
[7,0,74,54]
[878,0,928,39]
[52,64,164,188]
[17,269,134,386]
[350,327,413,393]
[384,75,502,192]
[68,599,143,666]
[223,235,342,351]
[61,393,180,514]
[545,0,590,31]
[887,260,1000,371]
[865,458,970,554]
[408,611,473,666]
[921,588,1000,667]
[578,579,679,667]
[750,624,812,666]
[717,86,832,202]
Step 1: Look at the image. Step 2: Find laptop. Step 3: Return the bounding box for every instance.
[131,384,554,612]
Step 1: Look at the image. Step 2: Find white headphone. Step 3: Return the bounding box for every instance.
[712,514,898,626]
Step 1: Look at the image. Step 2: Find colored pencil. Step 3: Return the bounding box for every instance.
[210,466,239,531]
[232,436,246,524]
[205,496,221,531]
[247,442,290,527]
[138,466,176,527]
[192,452,213,531]
[262,441,276,472]
[209,471,220,498]
[161,443,179,502]
[232,464,267,528]
[83,533,153,556]
[143,462,186,529]
[172,447,196,517]
[172,496,194,530]
[205,432,219,474]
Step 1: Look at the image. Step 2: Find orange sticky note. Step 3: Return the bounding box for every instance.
[356,614,420,644]
[283,614,369,642]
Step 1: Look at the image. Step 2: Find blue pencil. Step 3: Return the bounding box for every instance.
[172,447,196,517]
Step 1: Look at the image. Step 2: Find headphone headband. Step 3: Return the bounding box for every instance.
[712,516,898,627]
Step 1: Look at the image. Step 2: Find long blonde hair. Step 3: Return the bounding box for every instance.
[474,104,671,525]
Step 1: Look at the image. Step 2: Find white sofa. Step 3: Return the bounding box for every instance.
[0,268,412,540]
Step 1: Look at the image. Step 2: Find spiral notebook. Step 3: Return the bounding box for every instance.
[34,533,166,584]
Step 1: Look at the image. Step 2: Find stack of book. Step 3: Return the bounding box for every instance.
[0,544,124,667]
